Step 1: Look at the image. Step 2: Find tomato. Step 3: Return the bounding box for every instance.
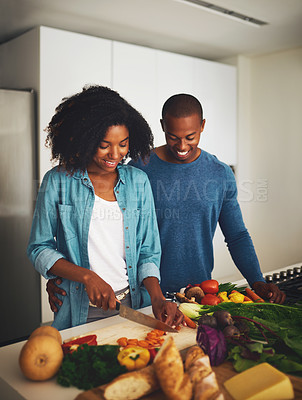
[200,279,219,294]
[201,294,221,306]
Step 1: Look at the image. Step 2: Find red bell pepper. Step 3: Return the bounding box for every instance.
[62,334,97,354]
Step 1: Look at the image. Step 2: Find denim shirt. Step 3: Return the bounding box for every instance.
[27,164,161,330]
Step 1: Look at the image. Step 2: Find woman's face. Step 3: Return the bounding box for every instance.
[90,125,129,173]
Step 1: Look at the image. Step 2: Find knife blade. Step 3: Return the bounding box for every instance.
[116,303,179,333]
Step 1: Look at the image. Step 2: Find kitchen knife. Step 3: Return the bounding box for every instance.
[116,302,179,333]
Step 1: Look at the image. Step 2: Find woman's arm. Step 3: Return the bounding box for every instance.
[143,276,184,327]
[50,258,117,310]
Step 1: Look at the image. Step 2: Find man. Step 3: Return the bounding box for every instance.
[129,93,284,303]
[48,93,285,310]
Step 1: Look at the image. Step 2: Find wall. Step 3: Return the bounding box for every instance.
[236,48,302,274]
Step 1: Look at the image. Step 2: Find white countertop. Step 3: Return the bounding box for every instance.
[0,306,153,400]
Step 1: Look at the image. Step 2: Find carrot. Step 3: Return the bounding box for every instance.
[117,337,128,347]
[117,328,168,351]
[152,329,165,336]
[245,288,265,303]
[182,313,197,329]
[137,340,150,348]
[127,339,138,345]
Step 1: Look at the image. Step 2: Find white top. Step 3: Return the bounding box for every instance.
[88,195,128,291]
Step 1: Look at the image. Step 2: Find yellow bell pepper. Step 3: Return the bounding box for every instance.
[217,291,231,302]
[117,346,150,371]
[229,292,245,303]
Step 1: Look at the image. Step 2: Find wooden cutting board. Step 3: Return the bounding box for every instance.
[67,317,198,351]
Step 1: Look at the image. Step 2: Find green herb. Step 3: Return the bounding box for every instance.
[57,344,127,390]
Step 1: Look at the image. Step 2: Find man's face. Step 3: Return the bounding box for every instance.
[161,113,205,163]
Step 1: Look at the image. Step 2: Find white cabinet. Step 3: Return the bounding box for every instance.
[156,50,237,165]
[0,26,112,180]
[193,58,237,166]
[112,42,237,163]
[112,41,159,142]
[39,27,112,178]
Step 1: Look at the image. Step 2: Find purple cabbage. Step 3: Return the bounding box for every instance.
[196,324,227,366]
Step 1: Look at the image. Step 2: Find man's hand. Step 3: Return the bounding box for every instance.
[46,278,66,313]
[151,298,184,328]
[252,281,286,304]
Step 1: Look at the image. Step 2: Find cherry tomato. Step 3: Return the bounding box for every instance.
[201,294,221,305]
[200,279,219,294]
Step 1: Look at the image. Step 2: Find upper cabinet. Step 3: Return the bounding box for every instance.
[0,26,237,178]
[112,41,158,142]
[0,26,112,180]
[192,58,237,166]
[39,27,112,177]
[112,41,237,164]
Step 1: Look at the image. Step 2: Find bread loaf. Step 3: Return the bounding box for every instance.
[184,345,224,400]
[103,365,159,400]
[153,336,192,400]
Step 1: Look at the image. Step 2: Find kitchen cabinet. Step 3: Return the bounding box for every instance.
[0,26,112,180]
[193,57,237,166]
[112,41,159,142]
[112,42,237,163]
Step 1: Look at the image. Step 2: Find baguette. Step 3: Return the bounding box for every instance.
[184,345,224,400]
[103,365,159,400]
[184,346,205,370]
[153,336,192,400]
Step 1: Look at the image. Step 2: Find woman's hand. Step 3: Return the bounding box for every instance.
[143,276,184,327]
[49,259,117,311]
[252,281,286,304]
[151,298,184,328]
[46,278,66,313]
[83,271,117,310]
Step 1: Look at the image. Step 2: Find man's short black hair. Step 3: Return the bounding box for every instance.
[162,93,203,122]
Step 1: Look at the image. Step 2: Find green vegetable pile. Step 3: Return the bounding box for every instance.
[197,302,302,377]
[57,344,127,390]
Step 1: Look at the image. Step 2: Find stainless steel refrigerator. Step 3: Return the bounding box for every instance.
[0,88,40,346]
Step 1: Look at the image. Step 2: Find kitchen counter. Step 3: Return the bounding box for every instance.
[1,305,302,400]
[0,307,154,400]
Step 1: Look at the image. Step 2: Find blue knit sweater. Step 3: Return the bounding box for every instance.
[129,150,265,293]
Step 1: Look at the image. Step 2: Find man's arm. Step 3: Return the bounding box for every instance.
[219,167,285,303]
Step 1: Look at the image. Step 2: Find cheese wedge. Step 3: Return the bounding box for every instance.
[224,363,294,400]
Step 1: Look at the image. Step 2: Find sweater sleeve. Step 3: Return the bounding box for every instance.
[218,167,265,286]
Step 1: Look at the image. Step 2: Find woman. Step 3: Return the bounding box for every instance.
[27,85,183,330]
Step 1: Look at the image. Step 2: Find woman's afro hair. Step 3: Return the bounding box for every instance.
[45,85,154,172]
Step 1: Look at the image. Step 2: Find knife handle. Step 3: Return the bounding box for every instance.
[115,301,121,311]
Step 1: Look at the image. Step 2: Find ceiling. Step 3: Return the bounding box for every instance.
[1,0,302,61]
